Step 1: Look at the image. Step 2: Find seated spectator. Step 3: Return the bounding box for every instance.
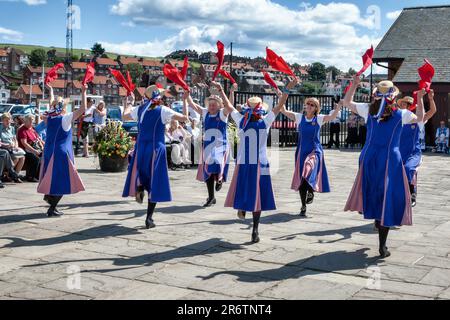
[17,114,44,182]
[435,121,449,153]
[166,120,192,168]
[0,113,25,177]
[34,115,47,142]
[345,111,359,148]
[186,117,201,166]
[0,148,21,184]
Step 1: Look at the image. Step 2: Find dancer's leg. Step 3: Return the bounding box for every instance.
[203,175,217,207]
[252,212,261,243]
[145,202,157,229]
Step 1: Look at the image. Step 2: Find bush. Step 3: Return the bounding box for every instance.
[93,121,133,158]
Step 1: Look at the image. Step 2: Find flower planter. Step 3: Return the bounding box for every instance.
[98,154,128,173]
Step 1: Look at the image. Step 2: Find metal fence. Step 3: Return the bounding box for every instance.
[233,91,371,148]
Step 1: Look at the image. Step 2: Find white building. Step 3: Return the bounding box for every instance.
[0,88,10,104]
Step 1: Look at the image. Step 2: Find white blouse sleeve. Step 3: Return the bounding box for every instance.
[263,111,276,128]
[294,113,303,126]
[62,113,74,132]
[231,110,243,125]
[401,109,416,125]
[317,114,326,127]
[219,109,229,123]
[355,103,369,123]
[161,106,177,124]
[130,107,139,122]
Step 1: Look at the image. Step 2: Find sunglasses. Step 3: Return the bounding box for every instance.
[306,102,316,107]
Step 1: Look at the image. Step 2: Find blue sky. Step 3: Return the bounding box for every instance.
[0,0,449,70]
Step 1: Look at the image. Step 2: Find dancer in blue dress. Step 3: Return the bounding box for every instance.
[343,75,423,258]
[281,98,343,217]
[397,90,436,207]
[223,78,298,243]
[122,85,190,229]
[37,84,87,217]
[184,84,237,207]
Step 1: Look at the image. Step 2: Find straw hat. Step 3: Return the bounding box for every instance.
[247,96,269,111]
[205,95,224,108]
[397,96,414,106]
[372,80,400,98]
[145,84,165,100]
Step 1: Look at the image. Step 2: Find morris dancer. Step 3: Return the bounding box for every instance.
[184,84,236,207]
[397,90,436,206]
[224,78,298,243]
[281,98,343,217]
[343,75,423,258]
[37,84,87,217]
[122,85,190,229]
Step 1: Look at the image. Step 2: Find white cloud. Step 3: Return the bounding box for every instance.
[0,26,23,41]
[107,0,382,70]
[386,10,402,20]
[23,0,46,5]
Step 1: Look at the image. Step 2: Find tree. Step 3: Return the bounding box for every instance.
[91,43,106,58]
[299,82,322,95]
[126,63,144,87]
[348,68,357,76]
[309,62,326,81]
[325,66,341,81]
[29,49,47,67]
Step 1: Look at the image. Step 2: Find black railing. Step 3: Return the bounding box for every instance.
[233,91,371,148]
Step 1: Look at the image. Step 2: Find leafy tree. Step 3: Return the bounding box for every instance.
[299,82,322,95]
[325,66,342,81]
[309,62,326,81]
[126,63,144,86]
[29,49,47,67]
[348,68,357,76]
[91,43,106,58]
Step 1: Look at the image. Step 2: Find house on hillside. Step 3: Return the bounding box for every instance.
[373,5,450,144]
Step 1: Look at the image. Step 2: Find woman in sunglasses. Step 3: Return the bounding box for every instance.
[280,98,343,217]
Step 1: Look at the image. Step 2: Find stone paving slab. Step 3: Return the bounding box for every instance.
[0,149,449,300]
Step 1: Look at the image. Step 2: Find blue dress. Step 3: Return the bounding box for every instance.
[400,123,423,186]
[225,111,276,212]
[197,109,230,182]
[123,103,172,203]
[345,109,413,227]
[291,114,330,193]
[38,114,85,196]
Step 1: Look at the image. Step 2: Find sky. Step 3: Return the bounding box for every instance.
[0,0,449,71]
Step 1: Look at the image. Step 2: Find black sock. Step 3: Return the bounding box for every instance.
[409,184,416,195]
[48,195,63,210]
[206,176,215,200]
[299,183,307,207]
[252,212,261,234]
[377,222,390,250]
[147,202,156,221]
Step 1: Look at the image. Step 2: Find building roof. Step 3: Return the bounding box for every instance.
[96,58,118,66]
[142,59,163,68]
[71,62,88,69]
[0,49,8,57]
[374,5,450,83]
[17,84,42,96]
[92,76,118,85]
[26,65,66,74]
[120,57,140,65]
[47,79,83,89]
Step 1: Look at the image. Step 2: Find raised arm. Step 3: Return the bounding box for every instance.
[342,75,361,114]
[424,89,437,123]
[273,78,298,117]
[73,85,87,121]
[122,93,135,122]
[411,89,426,124]
[210,81,235,116]
[48,84,55,105]
[323,101,344,123]
[184,90,203,115]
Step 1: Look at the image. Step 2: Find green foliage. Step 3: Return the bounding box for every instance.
[325,66,342,81]
[299,82,323,95]
[126,63,144,86]
[93,121,133,158]
[309,62,327,81]
[29,49,47,67]
[91,43,106,57]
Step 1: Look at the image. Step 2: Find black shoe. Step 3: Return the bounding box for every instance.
[251,231,260,243]
[215,181,223,192]
[203,198,217,207]
[411,193,417,207]
[237,210,246,220]
[47,208,63,217]
[135,187,145,204]
[306,191,314,205]
[379,246,391,258]
[299,206,307,217]
[145,218,156,229]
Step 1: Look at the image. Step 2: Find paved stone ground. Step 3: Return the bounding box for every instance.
[0,148,449,300]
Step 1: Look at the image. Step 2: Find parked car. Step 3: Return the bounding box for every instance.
[107,106,138,138]
[10,105,36,118]
[0,103,15,116]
